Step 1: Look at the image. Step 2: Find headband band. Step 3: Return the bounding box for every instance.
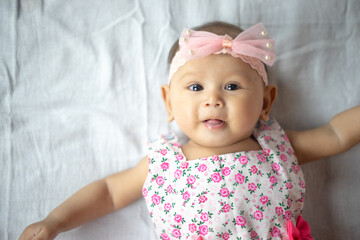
[168,23,276,85]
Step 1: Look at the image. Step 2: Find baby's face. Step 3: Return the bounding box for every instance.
[164,54,267,148]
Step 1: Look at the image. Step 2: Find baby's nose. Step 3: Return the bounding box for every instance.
[204,92,224,108]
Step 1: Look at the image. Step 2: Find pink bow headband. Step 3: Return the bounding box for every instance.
[169,23,276,85]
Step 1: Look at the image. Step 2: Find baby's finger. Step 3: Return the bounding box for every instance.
[19,223,45,240]
[31,228,54,240]
[18,229,37,240]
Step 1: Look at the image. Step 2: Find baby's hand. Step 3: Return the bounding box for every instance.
[19,217,61,240]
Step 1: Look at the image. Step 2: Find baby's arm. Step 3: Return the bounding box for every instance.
[19,156,149,240]
[286,106,360,164]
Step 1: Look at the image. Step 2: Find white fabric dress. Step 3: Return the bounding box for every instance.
[142,119,306,240]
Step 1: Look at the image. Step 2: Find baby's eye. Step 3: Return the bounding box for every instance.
[225,83,239,90]
[189,84,204,91]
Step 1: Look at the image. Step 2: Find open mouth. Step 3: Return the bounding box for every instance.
[203,119,225,129]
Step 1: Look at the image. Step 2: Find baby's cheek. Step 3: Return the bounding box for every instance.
[174,114,193,132]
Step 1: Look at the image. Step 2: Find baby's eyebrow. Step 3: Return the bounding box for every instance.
[223,71,252,80]
[175,71,201,80]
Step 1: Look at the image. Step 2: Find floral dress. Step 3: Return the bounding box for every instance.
[142,119,306,240]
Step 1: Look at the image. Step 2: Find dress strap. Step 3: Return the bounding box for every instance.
[147,133,182,166]
[253,118,295,155]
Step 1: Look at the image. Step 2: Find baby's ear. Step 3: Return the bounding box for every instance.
[260,84,277,121]
[161,84,174,122]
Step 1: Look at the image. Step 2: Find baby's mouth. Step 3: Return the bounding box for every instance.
[203,119,225,129]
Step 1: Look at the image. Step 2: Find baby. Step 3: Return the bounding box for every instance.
[19,21,360,240]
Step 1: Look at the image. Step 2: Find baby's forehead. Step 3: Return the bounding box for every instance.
[170,55,263,86]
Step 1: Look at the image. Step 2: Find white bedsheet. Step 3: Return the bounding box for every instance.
[1,0,359,239]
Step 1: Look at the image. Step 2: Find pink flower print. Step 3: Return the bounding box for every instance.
[260,195,269,205]
[300,180,306,189]
[288,147,294,156]
[164,203,171,211]
[286,182,293,189]
[251,165,258,174]
[264,136,271,141]
[160,149,167,156]
[279,144,285,152]
[248,183,257,192]
[280,154,288,162]
[175,154,184,161]
[187,175,196,185]
[189,223,197,233]
[223,204,231,213]
[253,210,263,220]
[212,155,219,161]
[174,214,182,223]
[283,134,289,142]
[235,173,245,184]
[173,142,180,147]
[285,210,292,221]
[180,161,189,169]
[235,216,246,226]
[262,149,270,156]
[200,212,209,222]
[160,233,170,240]
[142,188,148,197]
[151,194,161,205]
[275,207,283,216]
[272,163,280,172]
[172,229,181,238]
[199,225,209,235]
[269,176,277,184]
[211,172,222,183]
[222,167,231,176]
[257,154,266,163]
[291,165,298,174]
[199,195,208,203]
[183,191,190,201]
[250,230,258,238]
[263,125,271,130]
[220,188,230,197]
[156,176,165,185]
[161,162,169,170]
[167,185,173,193]
[271,226,281,237]
[198,164,207,172]
[222,233,230,240]
[239,156,248,165]
[174,169,182,179]
[287,198,292,207]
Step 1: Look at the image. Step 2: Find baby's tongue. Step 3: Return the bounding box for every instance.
[205,119,223,125]
[204,119,224,129]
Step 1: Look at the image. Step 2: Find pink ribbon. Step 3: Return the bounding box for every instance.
[287,215,313,240]
[169,23,276,85]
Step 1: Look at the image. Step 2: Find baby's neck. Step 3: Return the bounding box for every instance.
[181,136,262,161]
